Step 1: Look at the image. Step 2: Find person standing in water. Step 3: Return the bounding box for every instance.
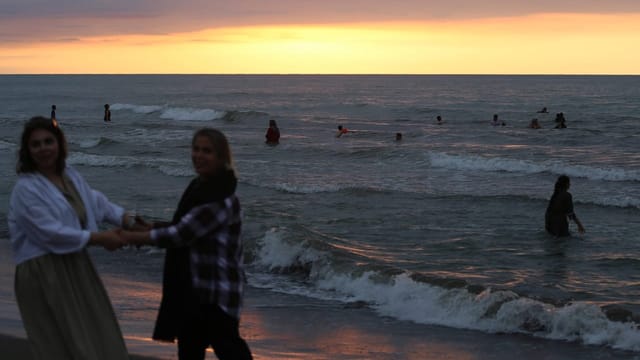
[104,104,111,122]
[50,105,56,121]
[265,119,280,145]
[545,175,585,237]
[528,118,541,129]
[336,125,349,137]
[554,113,567,129]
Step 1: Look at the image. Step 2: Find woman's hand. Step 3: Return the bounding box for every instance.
[122,213,153,231]
[90,230,127,251]
[117,229,152,247]
[132,215,153,231]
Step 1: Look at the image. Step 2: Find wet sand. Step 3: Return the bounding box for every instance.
[1,244,637,359]
[2,287,639,360]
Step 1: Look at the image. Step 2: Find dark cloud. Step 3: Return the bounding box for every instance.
[1,0,639,44]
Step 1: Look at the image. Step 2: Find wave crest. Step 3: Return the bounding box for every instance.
[248,230,640,351]
[112,103,226,121]
[429,152,640,182]
[67,152,192,177]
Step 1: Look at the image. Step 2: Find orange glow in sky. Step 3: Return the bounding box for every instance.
[1,13,639,74]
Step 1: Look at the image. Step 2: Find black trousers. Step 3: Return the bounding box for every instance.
[177,304,252,360]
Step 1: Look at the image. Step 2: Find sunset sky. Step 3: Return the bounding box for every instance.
[1,1,639,74]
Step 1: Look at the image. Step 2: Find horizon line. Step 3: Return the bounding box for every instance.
[1,73,639,76]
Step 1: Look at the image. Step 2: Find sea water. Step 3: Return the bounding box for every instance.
[0,75,639,352]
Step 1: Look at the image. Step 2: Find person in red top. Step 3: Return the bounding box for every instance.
[265,119,280,145]
[336,125,349,137]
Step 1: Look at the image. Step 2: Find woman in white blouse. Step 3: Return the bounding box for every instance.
[8,116,134,360]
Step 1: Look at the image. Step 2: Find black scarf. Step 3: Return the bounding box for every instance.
[153,169,237,341]
[171,169,237,223]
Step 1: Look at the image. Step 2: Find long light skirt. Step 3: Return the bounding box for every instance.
[15,250,130,360]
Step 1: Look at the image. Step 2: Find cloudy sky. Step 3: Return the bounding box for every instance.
[1,1,639,74]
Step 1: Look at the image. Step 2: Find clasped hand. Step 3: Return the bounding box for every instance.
[93,216,153,251]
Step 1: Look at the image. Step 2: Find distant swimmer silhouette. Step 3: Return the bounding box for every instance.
[51,105,56,121]
[436,115,443,125]
[537,107,549,113]
[104,104,111,122]
[395,132,402,141]
[265,119,280,145]
[492,114,505,126]
[554,113,567,129]
[336,125,349,138]
[528,118,541,129]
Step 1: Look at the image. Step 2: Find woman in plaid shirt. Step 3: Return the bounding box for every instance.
[122,128,252,360]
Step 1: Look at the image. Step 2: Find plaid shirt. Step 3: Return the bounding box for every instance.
[150,195,245,319]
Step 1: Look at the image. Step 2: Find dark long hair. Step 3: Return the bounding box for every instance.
[550,175,570,201]
[192,128,235,174]
[17,116,68,174]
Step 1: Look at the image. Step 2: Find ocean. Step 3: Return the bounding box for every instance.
[1,75,639,358]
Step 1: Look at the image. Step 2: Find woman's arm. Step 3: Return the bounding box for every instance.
[566,193,585,234]
[120,198,236,248]
[89,230,127,250]
[118,229,153,246]
[569,214,586,234]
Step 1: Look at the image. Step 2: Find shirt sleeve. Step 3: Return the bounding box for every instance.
[10,182,90,253]
[150,201,229,248]
[91,189,125,226]
[66,166,124,228]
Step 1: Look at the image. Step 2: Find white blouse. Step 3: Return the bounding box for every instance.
[8,166,124,264]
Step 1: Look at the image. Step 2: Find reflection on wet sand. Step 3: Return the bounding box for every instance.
[241,302,477,360]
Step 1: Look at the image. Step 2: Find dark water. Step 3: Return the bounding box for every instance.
[1,75,639,352]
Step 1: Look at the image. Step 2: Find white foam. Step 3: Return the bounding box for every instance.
[546,303,640,351]
[157,165,193,177]
[110,103,163,114]
[67,152,191,177]
[590,194,640,209]
[322,271,640,350]
[428,152,640,182]
[430,152,542,174]
[68,152,131,167]
[251,234,640,351]
[255,228,322,270]
[111,103,226,122]
[73,138,102,149]
[0,140,15,150]
[159,107,226,122]
[273,182,351,194]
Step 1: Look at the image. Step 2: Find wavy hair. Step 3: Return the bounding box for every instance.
[17,116,68,174]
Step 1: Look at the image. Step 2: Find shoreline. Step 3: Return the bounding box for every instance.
[2,264,639,359]
[5,285,640,360]
[2,248,639,359]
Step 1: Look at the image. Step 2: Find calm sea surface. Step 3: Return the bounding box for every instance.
[1,75,639,352]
